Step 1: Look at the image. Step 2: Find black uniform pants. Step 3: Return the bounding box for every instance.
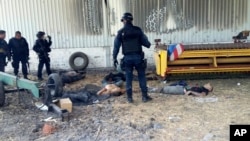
[123,54,148,98]
[37,57,51,78]
[12,57,28,76]
[0,55,6,72]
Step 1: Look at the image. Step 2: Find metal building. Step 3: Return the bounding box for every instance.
[0,0,249,70]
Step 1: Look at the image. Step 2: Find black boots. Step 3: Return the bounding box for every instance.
[24,75,29,79]
[127,97,133,103]
[15,74,29,80]
[127,94,153,103]
[142,95,153,103]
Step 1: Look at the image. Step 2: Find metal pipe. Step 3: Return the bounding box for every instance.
[168,58,212,65]
[217,57,250,63]
[168,57,250,65]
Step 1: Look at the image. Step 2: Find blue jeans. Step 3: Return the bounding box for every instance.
[124,54,147,98]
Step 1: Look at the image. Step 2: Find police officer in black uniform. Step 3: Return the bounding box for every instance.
[0,30,10,72]
[33,31,52,80]
[9,31,29,79]
[113,13,152,103]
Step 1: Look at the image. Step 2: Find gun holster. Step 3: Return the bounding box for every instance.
[141,51,145,59]
[140,51,147,69]
[142,59,147,69]
[120,58,126,71]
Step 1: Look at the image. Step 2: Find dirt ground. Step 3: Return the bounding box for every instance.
[0,72,250,141]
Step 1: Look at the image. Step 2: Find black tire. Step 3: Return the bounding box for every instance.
[47,73,63,97]
[0,82,5,107]
[69,52,89,71]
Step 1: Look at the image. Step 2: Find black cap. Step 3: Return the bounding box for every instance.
[0,30,6,34]
[121,13,133,22]
[36,31,45,38]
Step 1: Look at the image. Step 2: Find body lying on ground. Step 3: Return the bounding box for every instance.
[149,83,213,97]
[97,72,126,96]
[58,70,86,84]
[101,72,125,87]
[62,84,110,105]
[97,84,126,96]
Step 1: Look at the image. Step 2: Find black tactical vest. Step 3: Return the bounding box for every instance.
[121,26,142,55]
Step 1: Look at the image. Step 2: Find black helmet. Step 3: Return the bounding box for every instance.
[121,13,133,22]
[36,31,45,38]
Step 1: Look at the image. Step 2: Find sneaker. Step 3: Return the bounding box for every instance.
[142,96,153,103]
[127,97,133,103]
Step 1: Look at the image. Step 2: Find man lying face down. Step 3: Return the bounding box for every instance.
[149,83,213,97]
[59,70,86,84]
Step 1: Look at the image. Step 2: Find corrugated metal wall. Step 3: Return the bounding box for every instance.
[108,0,250,44]
[0,0,111,49]
[1,0,250,48]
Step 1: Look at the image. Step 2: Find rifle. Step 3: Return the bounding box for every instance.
[4,56,8,66]
[26,58,30,73]
[38,40,51,63]
[2,54,11,66]
[42,48,50,63]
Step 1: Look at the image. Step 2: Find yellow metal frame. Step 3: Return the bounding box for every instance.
[154,47,250,77]
[154,49,167,77]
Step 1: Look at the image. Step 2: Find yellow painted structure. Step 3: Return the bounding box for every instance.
[154,43,250,77]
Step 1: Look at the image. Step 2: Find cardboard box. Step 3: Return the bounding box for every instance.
[58,98,72,113]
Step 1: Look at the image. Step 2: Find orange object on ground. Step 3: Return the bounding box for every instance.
[42,123,56,135]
